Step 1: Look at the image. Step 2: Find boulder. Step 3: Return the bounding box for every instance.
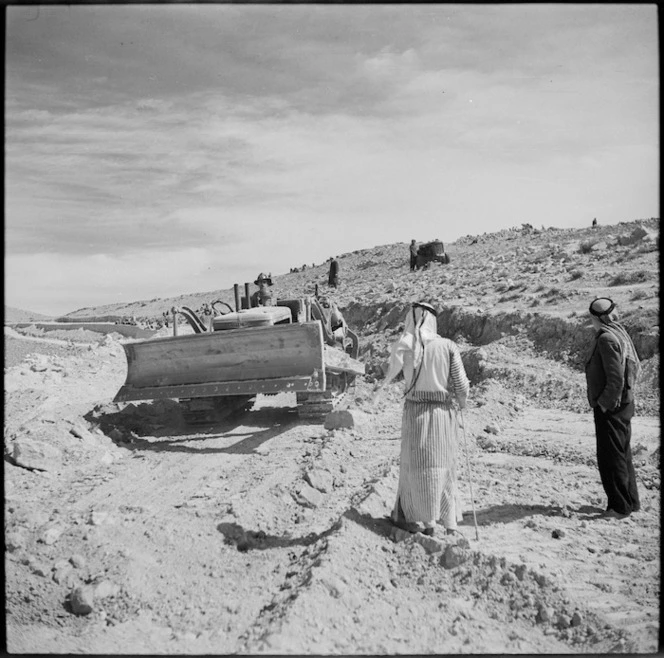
[5,529,29,553]
[53,565,77,587]
[69,423,96,444]
[323,410,354,430]
[441,544,470,569]
[295,484,323,508]
[412,533,446,554]
[536,605,554,624]
[484,422,501,435]
[70,554,86,568]
[70,585,95,615]
[11,438,62,472]
[353,492,390,519]
[304,468,335,493]
[29,560,50,578]
[617,225,648,246]
[94,580,120,599]
[39,525,64,546]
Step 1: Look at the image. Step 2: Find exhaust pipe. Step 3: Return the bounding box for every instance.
[245,282,251,308]
[234,284,241,312]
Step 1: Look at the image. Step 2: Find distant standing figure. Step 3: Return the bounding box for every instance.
[585,297,641,519]
[592,218,598,229]
[328,258,339,288]
[373,302,470,537]
[409,240,418,271]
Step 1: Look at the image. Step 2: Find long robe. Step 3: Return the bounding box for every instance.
[393,336,470,527]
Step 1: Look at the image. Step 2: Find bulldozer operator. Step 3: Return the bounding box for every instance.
[251,273,274,306]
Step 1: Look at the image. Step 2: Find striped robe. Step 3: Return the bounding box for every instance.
[394,337,470,527]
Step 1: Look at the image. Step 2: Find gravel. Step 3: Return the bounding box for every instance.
[4,336,84,368]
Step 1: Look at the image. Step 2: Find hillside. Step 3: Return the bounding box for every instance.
[5,306,54,323]
[63,218,659,391]
[64,219,660,328]
[4,217,660,654]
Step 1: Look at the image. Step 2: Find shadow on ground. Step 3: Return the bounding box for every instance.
[468,503,606,526]
[85,399,298,455]
[217,519,343,552]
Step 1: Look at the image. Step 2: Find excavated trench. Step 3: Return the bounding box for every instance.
[343,300,659,365]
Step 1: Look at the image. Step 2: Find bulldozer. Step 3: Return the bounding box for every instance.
[114,281,365,424]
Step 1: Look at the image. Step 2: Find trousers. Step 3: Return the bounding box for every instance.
[593,401,640,515]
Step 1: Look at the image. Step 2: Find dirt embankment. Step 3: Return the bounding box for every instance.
[344,300,659,416]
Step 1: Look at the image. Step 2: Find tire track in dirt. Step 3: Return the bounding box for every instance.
[230,405,657,654]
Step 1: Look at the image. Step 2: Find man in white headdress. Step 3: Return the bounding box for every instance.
[374,302,470,537]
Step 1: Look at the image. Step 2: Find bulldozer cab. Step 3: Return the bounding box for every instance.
[418,240,444,257]
[416,240,450,268]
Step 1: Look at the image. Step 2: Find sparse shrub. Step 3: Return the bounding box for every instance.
[631,289,649,301]
[495,283,508,293]
[357,260,377,271]
[569,270,583,281]
[534,284,546,293]
[609,270,650,287]
[530,298,541,307]
[578,240,596,254]
[498,292,521,303]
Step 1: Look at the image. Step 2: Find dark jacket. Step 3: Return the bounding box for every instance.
[585,330,635,410]
[328,260,339,284]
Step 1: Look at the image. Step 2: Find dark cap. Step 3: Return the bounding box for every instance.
[589,297,615,317]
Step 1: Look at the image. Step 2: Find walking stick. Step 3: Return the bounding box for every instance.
[460,409,480,541]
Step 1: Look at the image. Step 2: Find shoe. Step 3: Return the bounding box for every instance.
[603,509,630,520]
[446,528,464,537]
[422,527,436,537]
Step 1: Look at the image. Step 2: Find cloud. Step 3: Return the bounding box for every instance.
[4,247,262,317]
[4,5,659,316]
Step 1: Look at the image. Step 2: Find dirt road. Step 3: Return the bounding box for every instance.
[4,330,659,654]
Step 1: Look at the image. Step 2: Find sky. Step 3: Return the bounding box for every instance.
[4,4,659,316]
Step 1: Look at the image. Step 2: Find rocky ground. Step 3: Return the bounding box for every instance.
[4,218,660,654]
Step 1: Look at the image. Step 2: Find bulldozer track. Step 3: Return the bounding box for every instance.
[296,378,355,421]
[180,395,254,425]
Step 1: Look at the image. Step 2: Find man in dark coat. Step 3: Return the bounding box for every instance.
[585,297,641,519]
[328,258,339,288]
[409,240,418,271]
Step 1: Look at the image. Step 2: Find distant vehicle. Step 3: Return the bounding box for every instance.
[416,240,450,269]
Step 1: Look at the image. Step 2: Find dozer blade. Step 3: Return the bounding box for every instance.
[115,321,326,403]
